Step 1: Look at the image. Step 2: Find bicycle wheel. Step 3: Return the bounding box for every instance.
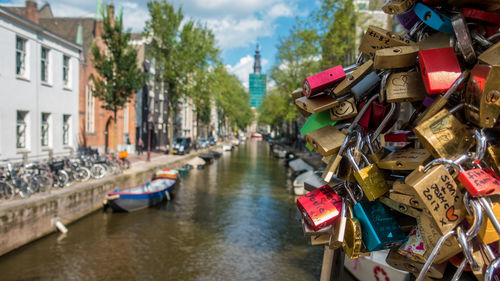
[27,176,40,194]
[110,161,121,175]
[38,172,53,192]
[75,167,91,182]
[121,159,130,169]
[91,164,106,179]
[0,181,15,200]
[56,170,70,187]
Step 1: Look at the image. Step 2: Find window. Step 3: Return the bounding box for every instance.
[62,55,70,86]
[63,115,70,145]
[16,37,27,76]
[85,81,95,133]
[41,47,49,83]
[16,111,28,149]
[41,113,50,147]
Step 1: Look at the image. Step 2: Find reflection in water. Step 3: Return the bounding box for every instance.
[0,141,323,281]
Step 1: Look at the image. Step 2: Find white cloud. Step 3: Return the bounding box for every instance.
[9,0,297,49]
[226,55,268,90]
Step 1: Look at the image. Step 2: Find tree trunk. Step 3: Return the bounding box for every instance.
[113,109,118,153]
[168,103,174,155]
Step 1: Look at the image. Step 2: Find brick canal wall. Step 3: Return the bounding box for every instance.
[0,148,218,257]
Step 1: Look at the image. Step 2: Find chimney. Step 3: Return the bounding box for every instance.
[25,0,39,24]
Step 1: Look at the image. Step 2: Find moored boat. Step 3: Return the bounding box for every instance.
[209,150,222,158]
[104,178,177,212]
[152,169,179,180]
[199,153,214,163]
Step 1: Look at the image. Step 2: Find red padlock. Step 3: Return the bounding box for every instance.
[384,131,414,142]
[421,0,446,6]
[458,167,500,197]
[463,8,500,25]
[357,101,373,133]
[296,186,342,231]
[419,47,461,94]
[303,66,346,98]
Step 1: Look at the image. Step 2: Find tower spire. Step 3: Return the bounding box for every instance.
[253,43,261,74]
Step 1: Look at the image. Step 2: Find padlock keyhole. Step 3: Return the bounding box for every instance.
[424,11,432,21]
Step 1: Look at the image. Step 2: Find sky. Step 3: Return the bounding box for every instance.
[2,0,317,89]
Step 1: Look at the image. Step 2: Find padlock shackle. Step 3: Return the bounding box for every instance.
[443,70,470,99]
[473,129,487,162]
[456,226,479,270]
[464,198,483,240]
[347,94,379,133]
[373,102,398,141]
[423,158,464,174]
[416,230,456,281]
[485,257,500,281]
[346,147,361,172]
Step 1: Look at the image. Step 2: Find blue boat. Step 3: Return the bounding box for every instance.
[105,178,177,212]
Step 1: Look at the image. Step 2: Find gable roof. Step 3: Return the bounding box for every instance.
[39,17,96,57]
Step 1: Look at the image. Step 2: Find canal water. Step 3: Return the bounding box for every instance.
[0,141,324,281]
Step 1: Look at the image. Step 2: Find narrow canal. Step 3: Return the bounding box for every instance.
[0,141,324,281]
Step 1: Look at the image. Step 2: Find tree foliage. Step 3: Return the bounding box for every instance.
[262,0,360,129]
[90,5,146,119]
[145,0,252,141]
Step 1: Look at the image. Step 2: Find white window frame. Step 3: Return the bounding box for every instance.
[63,114,71,146]
[41,46,50,84]
[16,36,27,78]
[123,103,129,135]
[41,112,51,147]
[62,55,70,88]
[16,111,29,149]
[86,81,95,133]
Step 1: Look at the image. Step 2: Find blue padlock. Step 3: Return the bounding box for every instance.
[414,3,453,34]
[352,201,408,251]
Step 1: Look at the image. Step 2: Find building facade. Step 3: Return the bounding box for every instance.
[130,34,170,151]
[33,2,135,153]
[0,4,80,162]
[249,45,266,109]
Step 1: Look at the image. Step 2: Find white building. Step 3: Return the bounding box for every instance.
[0,5,80,162]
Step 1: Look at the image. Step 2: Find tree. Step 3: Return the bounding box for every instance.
[90,4,146,151]
[211,65,253,131]
[315,0,358,69]
[145,0,221,151]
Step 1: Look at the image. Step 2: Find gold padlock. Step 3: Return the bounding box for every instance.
[379,196,421,218]
[333,60,373,97]
[359,25,413,56]
[478,41,500,65]
[466,198,500,245]
[405,165,465,235]
[292,88,311,118]
[347,148,389,201]
[417,212,462,264]
[310,233,330,246]
[385,248,447,279]
[295,95,338,114]
[329,98,358,121]
[377,148,431,171]
[382,0,416,14]
[417,32,454,51]
[465,64,500,128]
[374,45,419,69]
[414,109,475,159]
[343,203,363,259]
[305,126,346,156]
[389,191,423,210]
[487,144,500,174]
[386,72,427,102]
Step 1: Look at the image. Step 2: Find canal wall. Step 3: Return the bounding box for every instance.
[0,148,218,257]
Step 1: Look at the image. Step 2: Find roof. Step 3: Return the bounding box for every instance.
[39,17,96,57]
[0,6,81,52]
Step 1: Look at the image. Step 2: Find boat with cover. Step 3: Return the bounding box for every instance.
[105,177,177,212]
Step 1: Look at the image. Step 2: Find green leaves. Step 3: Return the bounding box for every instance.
[145,0,252,132]
[90,5,146,116]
